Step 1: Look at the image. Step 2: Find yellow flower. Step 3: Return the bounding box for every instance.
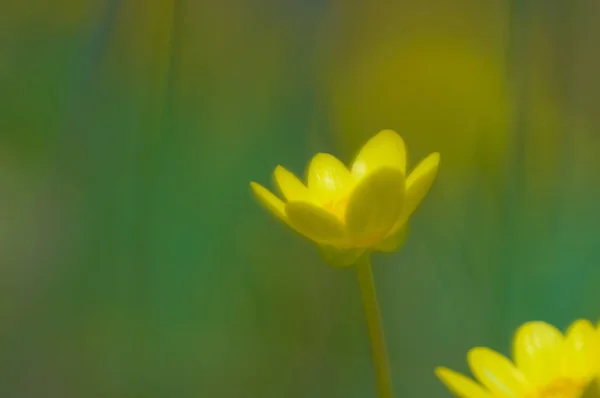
[436,319,600,398]
[595,321,600,394]
[250,129,440,266]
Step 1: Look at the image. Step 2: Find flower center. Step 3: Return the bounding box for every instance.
[323,196,350,222]
[530,378,585,398]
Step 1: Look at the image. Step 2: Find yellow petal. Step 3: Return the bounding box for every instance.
[306,153,354,203]
[562,319,598,380]
[250,182,287,223]
[345,168,405,248]
[403,151,440,215]
[375,224,408,252]
[317,245,365,267]
[468,347,533,398]
[273,165,312,202]
[351,129,406,180]
[384,152,440,237]
[285,201,346,245]
[513,321,564,388]
[435,367,494,398]
[404,152,440,212]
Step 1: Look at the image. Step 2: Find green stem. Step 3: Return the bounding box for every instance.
[355,255,394,398]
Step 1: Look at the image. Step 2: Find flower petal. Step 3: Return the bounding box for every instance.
[404,152,440,213]
[317,245,365,267]
[384,152,440,237]
[307,153,354,203]
[562,319,598,380]
[345,168,405,248]
[468,347,533,398]
[351,130,406,180]
[513,321,564,388]
[285,201,346,244]
[375,224,409,253]
[250,182,287,223]
[435,367,494,398]
[273,165,312,202]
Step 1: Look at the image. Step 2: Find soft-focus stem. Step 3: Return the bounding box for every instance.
[355,255,394,398]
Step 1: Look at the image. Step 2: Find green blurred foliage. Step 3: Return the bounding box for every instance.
[0,0,599,397]
[581,379,600,398]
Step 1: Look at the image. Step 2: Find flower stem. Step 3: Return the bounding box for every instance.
[355,255,394,398]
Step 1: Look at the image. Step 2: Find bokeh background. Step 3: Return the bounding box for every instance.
[1,0,599,397]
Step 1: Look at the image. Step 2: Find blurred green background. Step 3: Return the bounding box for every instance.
[1,0,599,397]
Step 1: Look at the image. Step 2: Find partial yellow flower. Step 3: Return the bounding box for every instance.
[595,321,600,394]
[250,129,440,267]
[435,319,600,398]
